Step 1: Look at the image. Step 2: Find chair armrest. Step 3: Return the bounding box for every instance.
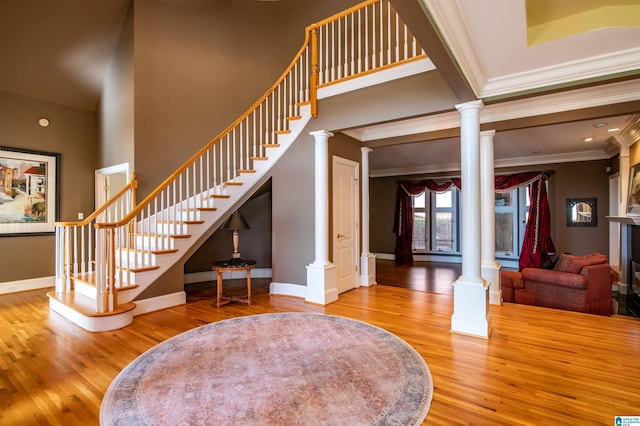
[521,268,588,290]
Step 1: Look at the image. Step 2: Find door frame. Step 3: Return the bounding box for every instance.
[95,162,130,209]
[332,155,360,292]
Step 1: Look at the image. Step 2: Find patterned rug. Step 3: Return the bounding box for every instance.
[100,313,432,425]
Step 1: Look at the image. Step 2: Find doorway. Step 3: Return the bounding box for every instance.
[332,156,359,294]
[95,163,130,209]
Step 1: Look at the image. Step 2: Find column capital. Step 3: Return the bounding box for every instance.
[309,130,334,140]
[480,129,496,139]
[455,99,484,113]
[361,147,373,154]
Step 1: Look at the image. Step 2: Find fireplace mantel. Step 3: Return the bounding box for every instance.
[606,216,640,225]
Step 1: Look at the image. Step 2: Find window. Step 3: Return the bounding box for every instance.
[432,191,456,252]
[495,187,530,258]
[411,185,530,259]
[412,192,427,251]
[412,188,459,253]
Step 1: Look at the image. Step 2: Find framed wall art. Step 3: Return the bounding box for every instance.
[628,163,640,216]
[0,146,60,237]
[566,197,597,227]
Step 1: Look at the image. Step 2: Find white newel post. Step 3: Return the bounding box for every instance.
[480,130,502,305]
[360,147,377,286]
[451,100,491,338]
[306,130,338,305]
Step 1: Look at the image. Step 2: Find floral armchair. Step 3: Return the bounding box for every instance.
[501,253,614,316]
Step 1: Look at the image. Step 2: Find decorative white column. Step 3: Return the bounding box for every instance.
[480,130,502,305]
[360,147,377,286]
[451,100,491,338]
[306,130,338,305]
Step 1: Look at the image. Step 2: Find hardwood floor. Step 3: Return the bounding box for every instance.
[1,260,640,425]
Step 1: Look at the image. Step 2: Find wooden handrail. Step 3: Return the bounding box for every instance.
[95,0,386,230]
[95,28,315,229]
[312,0,378,28]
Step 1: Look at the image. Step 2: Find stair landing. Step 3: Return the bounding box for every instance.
[47,291,136,332]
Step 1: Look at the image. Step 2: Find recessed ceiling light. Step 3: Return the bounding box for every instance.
[593,122,607,128]
[584,137,594,142]
[38,118,50,127]
[607,128,620,132]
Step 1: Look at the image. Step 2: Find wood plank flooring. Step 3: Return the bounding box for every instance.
[1,260,640,425]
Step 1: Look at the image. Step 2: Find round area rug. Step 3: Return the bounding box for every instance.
[100,313,432,425]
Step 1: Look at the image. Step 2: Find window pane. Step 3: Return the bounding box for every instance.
[413,192,425,208]
[435,191,451,208]
[434,212,453,251]
[496,192,511,207]
[412,212,426,250]
[495,212,514,254]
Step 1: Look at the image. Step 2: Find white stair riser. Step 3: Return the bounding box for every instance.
[115,250,157,266]
[134,235,175,251]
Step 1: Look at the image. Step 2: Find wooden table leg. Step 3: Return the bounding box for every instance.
[246,270,251,306]
[216,271,222,308]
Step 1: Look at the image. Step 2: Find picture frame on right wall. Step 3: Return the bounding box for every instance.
[627,163,640,216]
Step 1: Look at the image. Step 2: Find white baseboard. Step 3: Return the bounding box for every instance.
[184,268,272,284]
[133,291,186,316]
[0,276,55,295]
[270,282,307,299]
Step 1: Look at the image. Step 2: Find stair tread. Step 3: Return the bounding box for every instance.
[72,273,140,290]
[47,291,136,318]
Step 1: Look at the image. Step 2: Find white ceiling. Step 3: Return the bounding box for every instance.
[350,0,640,175]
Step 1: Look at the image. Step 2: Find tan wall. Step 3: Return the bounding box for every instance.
[0,91,97,282]
[98,1,134,169]
[128,0,360,199]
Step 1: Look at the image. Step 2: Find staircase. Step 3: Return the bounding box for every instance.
[48,0,427,332]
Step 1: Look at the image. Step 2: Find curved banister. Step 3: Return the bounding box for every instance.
[95,28,315,229]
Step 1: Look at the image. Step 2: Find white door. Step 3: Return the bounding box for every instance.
[95,163,130,209]
[333,156,359,294]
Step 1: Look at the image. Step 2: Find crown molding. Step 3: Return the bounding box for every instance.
[421,0,486,97]
[345,78,640,142]
[422,0,640,99]
[481,47,640,99]
[370,150,609,178]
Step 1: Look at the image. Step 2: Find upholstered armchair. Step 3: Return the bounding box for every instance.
[501,253,614,316]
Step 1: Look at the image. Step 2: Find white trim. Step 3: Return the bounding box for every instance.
[317,58,435,99]
[422,0,640,98]
[481,48,640,99]
[373,252,519,269]
[422,0,486,96]
[184,268,272,284]
[371,149,610,177]
[269,282,307,298]
[132,291,186,316]
[0,276,54,295]
[347,79,640,145]
[48,297,133,332]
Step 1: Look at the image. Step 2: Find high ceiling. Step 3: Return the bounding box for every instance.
[0,0,639,175]
[347,0,640,175]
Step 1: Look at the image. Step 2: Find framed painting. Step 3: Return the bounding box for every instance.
[566,197,597,227]
[0,146,60,237]
[628,163,640,216]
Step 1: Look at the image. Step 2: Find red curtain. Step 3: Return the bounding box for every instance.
[393,172,555,267]
[393,179,461,264]
[518,175,556,270]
